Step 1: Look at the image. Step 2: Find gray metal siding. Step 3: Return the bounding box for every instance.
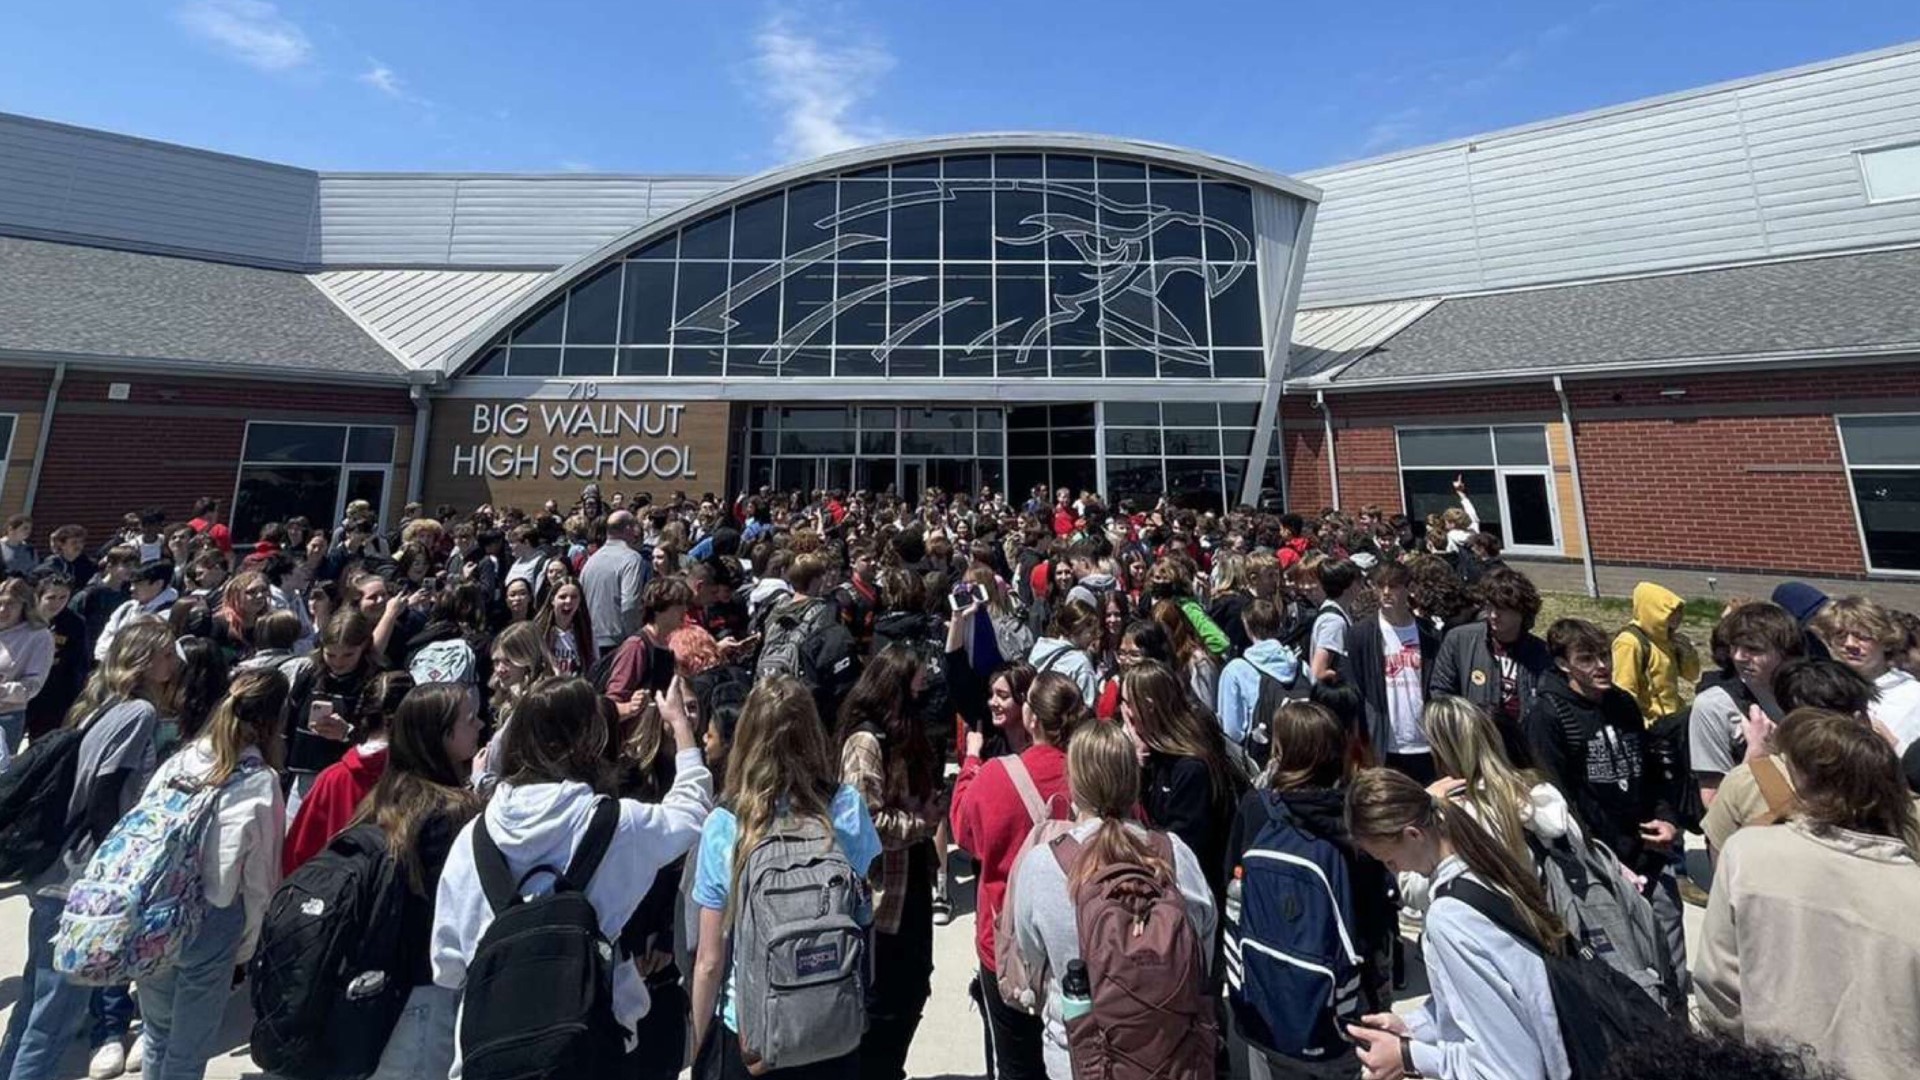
[1299,43,1920,308]
[312,268,548,369]
[317,175,732,267]
[0,114,317,267]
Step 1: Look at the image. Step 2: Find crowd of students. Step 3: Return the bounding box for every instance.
[0,481,1917,1080]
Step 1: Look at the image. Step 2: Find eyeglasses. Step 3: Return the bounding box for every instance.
[244,588,271,599]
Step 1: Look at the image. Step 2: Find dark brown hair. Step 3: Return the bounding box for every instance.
[351,682,483,890]
[1265,701,1350,791]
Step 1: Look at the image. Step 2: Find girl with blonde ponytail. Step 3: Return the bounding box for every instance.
[1344,767,1572,1080]
[1007,720,1216,1080]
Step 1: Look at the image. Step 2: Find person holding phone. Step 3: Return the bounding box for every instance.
[1344,768,1572,1080]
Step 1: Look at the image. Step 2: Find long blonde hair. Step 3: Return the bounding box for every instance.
[1422,696,1540,866]
[201,668,289,787]
[67,618,177,727]
[1067,720,1173,889]
[725,676,841,920]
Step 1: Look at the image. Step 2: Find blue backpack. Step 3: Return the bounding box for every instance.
[1224,795,1364,1063]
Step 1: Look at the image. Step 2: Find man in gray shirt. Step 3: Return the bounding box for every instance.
[580,510,648,652]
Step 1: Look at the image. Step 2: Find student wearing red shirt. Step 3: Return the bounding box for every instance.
[281,671,414,874]
[187,497,233,557]
[950,672,1087,1080]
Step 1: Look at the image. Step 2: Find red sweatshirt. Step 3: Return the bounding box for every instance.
[283,744,389,875]
[950,744,1070,971]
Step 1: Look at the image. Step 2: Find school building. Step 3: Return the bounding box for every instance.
[1,42,1919,600]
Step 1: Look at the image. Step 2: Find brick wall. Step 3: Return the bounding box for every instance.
[32,369,414,541]
[1297,361,1920,579]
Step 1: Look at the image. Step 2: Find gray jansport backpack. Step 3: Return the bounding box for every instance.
[1527,831,1677,1012]
[733,814,868,1070]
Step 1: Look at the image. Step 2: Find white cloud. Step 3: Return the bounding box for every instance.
[752,5,897,160]
[359,62,403,98]
[558,160,598,173]
[1362,107,1426,153]
[175,0,312,71]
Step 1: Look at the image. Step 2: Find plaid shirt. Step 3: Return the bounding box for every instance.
[840,730,939,934]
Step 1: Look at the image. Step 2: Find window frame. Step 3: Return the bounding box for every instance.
[1394,423,1564,557]
[1835,412,1920,577]
[1855,141,1920,206]
[231,420,399,543]
[0,414,19,510]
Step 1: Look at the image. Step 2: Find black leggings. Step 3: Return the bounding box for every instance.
[974,965,1045,1080]
[861,842,935,1080]
[627,972,687,1080]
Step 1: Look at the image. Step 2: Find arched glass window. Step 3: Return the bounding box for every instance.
[474,152,1267,380]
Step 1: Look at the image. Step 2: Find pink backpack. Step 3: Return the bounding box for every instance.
[992,755,1074,1014]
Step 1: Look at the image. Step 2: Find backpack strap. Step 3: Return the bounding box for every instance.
[1036,644,1074,675]
[1001,755,1048,826]
[1049,832,1084,878]
[558,798,622,893]
[1750,756,1797,825]
[473,798,620,913]
[1434,876,1560,958]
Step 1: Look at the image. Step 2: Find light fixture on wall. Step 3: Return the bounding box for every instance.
[1659,388,1688,399]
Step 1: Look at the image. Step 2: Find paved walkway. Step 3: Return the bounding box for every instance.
[0,851,1707,1080]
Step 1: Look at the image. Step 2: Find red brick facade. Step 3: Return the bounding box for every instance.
[1278,361,1920,579]
[29,369,414,542]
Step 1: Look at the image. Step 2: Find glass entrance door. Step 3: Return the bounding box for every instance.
[900,459,927,503]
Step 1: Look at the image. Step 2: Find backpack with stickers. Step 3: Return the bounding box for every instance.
[409,638,478,689]
[54,760,262,985]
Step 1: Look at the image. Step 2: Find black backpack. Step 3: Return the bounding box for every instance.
[1246,663,1316,769]
[249,824,412,1080]
[0,727,83,883]
[1434,877,1678,1078]
[693,663,754,738]
[460,799,625,1080]
[587,637,631,694]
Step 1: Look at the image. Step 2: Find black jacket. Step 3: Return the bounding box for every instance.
[1525,669,1675,878]
[1430,621,1550,768]
[1337,612,1440,757]
[1143,750,1231,902]
[27,607,90,736]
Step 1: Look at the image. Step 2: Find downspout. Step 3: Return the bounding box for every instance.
[22,361,66,515]
[1554,376,1599,598]
[1317,389,1340,508]
[406,383,431,506]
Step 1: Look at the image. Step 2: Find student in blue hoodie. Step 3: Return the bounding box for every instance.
[1216,599,1302,748]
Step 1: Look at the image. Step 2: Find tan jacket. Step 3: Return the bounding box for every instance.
[1695,821,1920,1080]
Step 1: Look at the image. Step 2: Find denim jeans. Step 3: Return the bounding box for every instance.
[369,983,459,1080]
[138,899,246,1080]
[92,985,137,1046]
[0,708,24,771]
[0,893,98,1080]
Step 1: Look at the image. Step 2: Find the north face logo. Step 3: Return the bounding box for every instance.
[300,898,326,917]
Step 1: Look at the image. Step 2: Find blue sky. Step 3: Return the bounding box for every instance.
[2,0,1917,176]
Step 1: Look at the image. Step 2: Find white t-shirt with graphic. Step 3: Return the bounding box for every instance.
[1380,614,1428,754]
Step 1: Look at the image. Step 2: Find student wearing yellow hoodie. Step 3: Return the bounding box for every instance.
[1613,583,1702,726]
[1613,584,1705,866]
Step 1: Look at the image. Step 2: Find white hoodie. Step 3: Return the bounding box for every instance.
[431,748,713,1039]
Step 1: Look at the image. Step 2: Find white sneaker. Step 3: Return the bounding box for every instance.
[124,1035,146,1073]
[88,1041,126,1080]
